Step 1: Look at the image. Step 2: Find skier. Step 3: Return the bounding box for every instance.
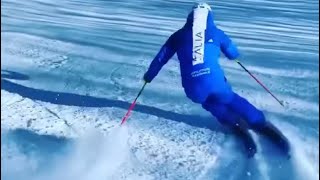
[143,2,290,158]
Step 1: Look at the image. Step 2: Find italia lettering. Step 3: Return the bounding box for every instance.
[196,32,202,38]
[195,48,202,55]
[193,32,203,58]
[192,8,208,66]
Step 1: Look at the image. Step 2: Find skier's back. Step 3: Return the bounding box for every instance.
[144,2,290,158]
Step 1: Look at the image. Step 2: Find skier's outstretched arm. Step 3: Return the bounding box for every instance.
[220,30,240,60]
[144,33,177,83]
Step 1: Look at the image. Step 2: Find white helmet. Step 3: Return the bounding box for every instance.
[193,2,212,11]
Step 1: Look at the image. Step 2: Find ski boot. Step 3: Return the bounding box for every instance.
[232,120,257,158]
[254,121,291,158]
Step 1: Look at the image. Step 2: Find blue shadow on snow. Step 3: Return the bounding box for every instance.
[1,70,223,132]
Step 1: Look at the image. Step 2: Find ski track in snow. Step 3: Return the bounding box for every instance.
[1,0,319,179]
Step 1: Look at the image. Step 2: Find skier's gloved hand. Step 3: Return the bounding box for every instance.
[143,72,152,83]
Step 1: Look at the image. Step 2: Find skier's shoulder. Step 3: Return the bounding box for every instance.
[213,27,228,38]
[165,28,184,47]
[170,28,184,39]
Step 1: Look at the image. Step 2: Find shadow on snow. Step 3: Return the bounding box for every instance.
[1,70,223,132]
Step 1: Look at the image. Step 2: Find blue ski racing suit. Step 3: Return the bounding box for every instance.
[144,4,265,128]
[144,3,289,158]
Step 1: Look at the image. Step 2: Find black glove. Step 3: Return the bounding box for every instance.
[143,72,152,83]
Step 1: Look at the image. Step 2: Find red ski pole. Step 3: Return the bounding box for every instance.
[120,81,147,125]
[236,60,284,107]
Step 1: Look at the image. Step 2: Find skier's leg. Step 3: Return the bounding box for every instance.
[202,97,256,158]
[202,97,237,125]
[227,93,290,155]
[227,92,266,128]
